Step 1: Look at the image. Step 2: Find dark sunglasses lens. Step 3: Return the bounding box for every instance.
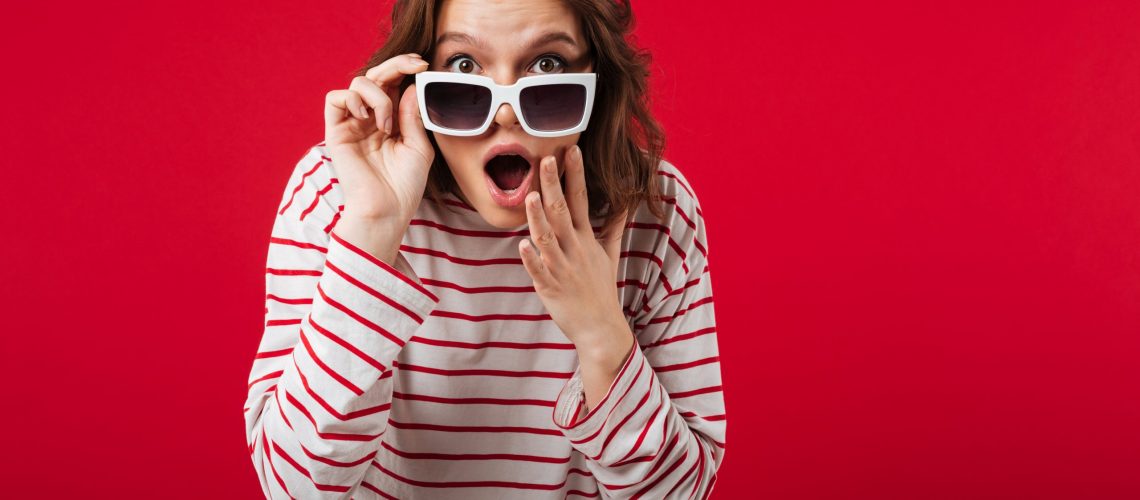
[424,82,492,130]
[519,84,586,132]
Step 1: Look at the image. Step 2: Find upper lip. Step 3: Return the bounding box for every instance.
[482,142,538,171]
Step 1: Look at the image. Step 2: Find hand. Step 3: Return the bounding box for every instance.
[324,53,434,221]
[518,145,631,346]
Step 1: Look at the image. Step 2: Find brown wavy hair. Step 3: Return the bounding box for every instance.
[354,0,667,227]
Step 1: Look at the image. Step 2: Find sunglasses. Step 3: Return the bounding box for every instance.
[415,71,597,137]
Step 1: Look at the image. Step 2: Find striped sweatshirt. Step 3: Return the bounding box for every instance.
[243,143,727,499]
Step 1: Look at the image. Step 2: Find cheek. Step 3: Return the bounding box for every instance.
[435,137,481,179]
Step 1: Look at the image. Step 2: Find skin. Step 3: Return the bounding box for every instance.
[431,0,636,413]
[430,0,591,228]
[324,0,633,415]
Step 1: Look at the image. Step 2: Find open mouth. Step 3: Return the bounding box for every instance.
[483,153,536,207]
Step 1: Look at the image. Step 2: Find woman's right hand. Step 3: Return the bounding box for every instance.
[324,53,434,222]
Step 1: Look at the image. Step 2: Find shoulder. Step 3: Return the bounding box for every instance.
[624,157,711,307]
[652,158,706,237]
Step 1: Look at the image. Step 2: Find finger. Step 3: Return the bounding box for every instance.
[518,238,554,289]
[562,144,591,236]
[538,155,578,251]
[349,76,394,134]
[396,83,433,161]
[365,54,430,90]
[525,190,569,271]
[324,89,368,130]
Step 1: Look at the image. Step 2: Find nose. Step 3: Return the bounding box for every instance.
[490,71,522,131]
[491,102,520,130]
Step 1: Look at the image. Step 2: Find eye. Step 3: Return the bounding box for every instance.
[530,54,568,74]
[444,54,481,74]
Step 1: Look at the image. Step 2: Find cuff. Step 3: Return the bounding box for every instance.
[552,343,646,444]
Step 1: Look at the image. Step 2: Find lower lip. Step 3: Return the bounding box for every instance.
[484,163,536,208]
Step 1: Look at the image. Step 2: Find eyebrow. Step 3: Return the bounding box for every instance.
[435,31,581,51]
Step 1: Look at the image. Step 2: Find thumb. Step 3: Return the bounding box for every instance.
[397,83,433,161]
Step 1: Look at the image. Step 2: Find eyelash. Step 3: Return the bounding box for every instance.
[442,53,568,73]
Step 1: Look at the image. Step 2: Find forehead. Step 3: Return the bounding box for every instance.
[436,0,584,49]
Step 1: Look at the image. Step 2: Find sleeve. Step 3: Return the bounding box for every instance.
[550,166,727,500]
[242,145,441,499]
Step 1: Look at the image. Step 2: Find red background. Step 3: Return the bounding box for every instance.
[2,0,1138,498]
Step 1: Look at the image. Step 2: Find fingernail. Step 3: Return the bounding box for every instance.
[384,117,392,134]
[359,106,368,118]
[572,145,582,162]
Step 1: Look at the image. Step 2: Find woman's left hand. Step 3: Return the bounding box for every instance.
[519,144,630,347]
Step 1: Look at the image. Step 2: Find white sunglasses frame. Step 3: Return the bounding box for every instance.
[414,71,597,138]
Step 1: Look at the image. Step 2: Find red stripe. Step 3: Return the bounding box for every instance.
[420,277,534,294]
[306,312,388,372]
[410,218,529,237]
[255,347,294,359]
[300,441,376,468]
[291,357,390,423]
[323,209,342,234]
[325,261,426,324]
[669,385,723,399]
[688,437,708,500]
[655,355,720,373]
[387,419,562,436]
[267,268,322,277]
[679,411,727,422]
[642,327,717,349]
[316,281,405,348]
[263,430,296,499]
[657,169,695,199]
[278,159,323,215]
[665,451,701,499]
[429,310,551,322]
[567,489,600,498]
[604,431,682,491]
[372,460,567,490]
[394,361,573,379]
[632,448,689,499]
[612,397,665,467]
[274,388,292,430]
[266,294,313,305]
[282,384,385,440]
[400,244,523,266]
[627,221,689,273]
[269,236,328,253]
[556,345,642,432]
[267,318,302,327]
[270,439,352,492]
[394,391,555,407]
[360,481,399,500]
[638,295,714,328]
[298,328,363,395]
[329,231,439,302]
[247,370,283,390]
[409,335,574,350]
[592,368,656,460]
[299,178,339,221]
[381,440,568,463]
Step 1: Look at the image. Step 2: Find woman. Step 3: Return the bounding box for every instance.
[243,0,726,498]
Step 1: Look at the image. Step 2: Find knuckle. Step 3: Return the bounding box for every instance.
[574,187,588,202]
[550,198,569,214]
[536,230,557,246]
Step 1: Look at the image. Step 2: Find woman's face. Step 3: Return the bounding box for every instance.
[429,0,593,228]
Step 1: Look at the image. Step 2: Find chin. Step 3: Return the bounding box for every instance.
[469,194,531,229]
